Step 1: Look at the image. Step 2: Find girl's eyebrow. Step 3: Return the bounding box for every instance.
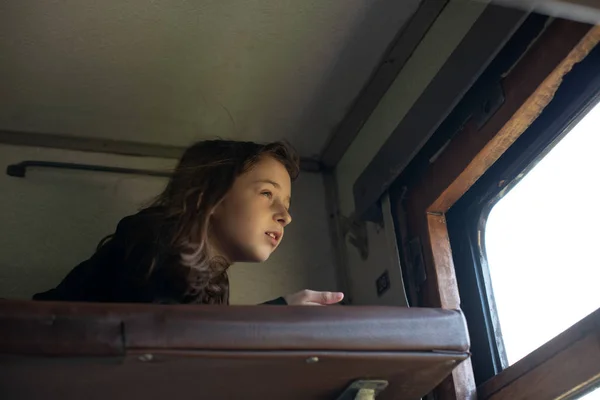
[254,179,281,189]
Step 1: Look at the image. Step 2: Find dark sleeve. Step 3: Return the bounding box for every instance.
[32,236,121,302]
[32,213,143,302]
[260,297,287,305]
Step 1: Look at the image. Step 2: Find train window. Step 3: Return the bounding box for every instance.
[483,100,600,366]
[447,43,600,386]
[576,386,600,400]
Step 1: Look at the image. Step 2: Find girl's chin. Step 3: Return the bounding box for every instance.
[239,249,272,263]
[253,253,272,263]
[256,249,275,262]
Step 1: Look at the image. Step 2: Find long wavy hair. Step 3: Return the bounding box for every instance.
[137,140,299,304]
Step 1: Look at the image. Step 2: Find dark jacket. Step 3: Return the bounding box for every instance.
[33,209,287,305]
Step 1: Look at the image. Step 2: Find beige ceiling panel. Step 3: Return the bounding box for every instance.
[0,0,420,157]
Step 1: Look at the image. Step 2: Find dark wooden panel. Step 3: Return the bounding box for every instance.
[426,214,477,400]
[425,214,459,309]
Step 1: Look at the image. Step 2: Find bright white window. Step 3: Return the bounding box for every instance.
[484,99,600,374]
[578,387,600,400]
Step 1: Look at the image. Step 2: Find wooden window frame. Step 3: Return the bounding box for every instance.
[390,18,600,400]
[478,309,600,400]
[446,25,600,389]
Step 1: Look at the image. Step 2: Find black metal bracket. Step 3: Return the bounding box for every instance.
[339,213,369,260]
[6,161,172,179]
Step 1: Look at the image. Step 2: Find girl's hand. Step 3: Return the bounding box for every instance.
[284,289,344,306]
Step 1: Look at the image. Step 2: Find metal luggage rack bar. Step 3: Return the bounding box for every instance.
[6,160,172,179]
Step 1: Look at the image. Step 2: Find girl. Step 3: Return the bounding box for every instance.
[33,140,344,306]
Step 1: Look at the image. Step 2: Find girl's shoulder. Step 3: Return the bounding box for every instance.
[116,207,164,233]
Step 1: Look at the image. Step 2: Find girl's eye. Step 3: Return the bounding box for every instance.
[261,191,273,199]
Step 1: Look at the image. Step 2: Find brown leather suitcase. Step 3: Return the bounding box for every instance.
[0,300,470,399]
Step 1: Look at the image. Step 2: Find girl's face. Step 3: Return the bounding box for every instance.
[210,156,293,263]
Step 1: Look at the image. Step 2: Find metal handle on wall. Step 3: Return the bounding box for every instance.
[6,161,172,179]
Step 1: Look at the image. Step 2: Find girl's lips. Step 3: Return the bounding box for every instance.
[265,231,281,245]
